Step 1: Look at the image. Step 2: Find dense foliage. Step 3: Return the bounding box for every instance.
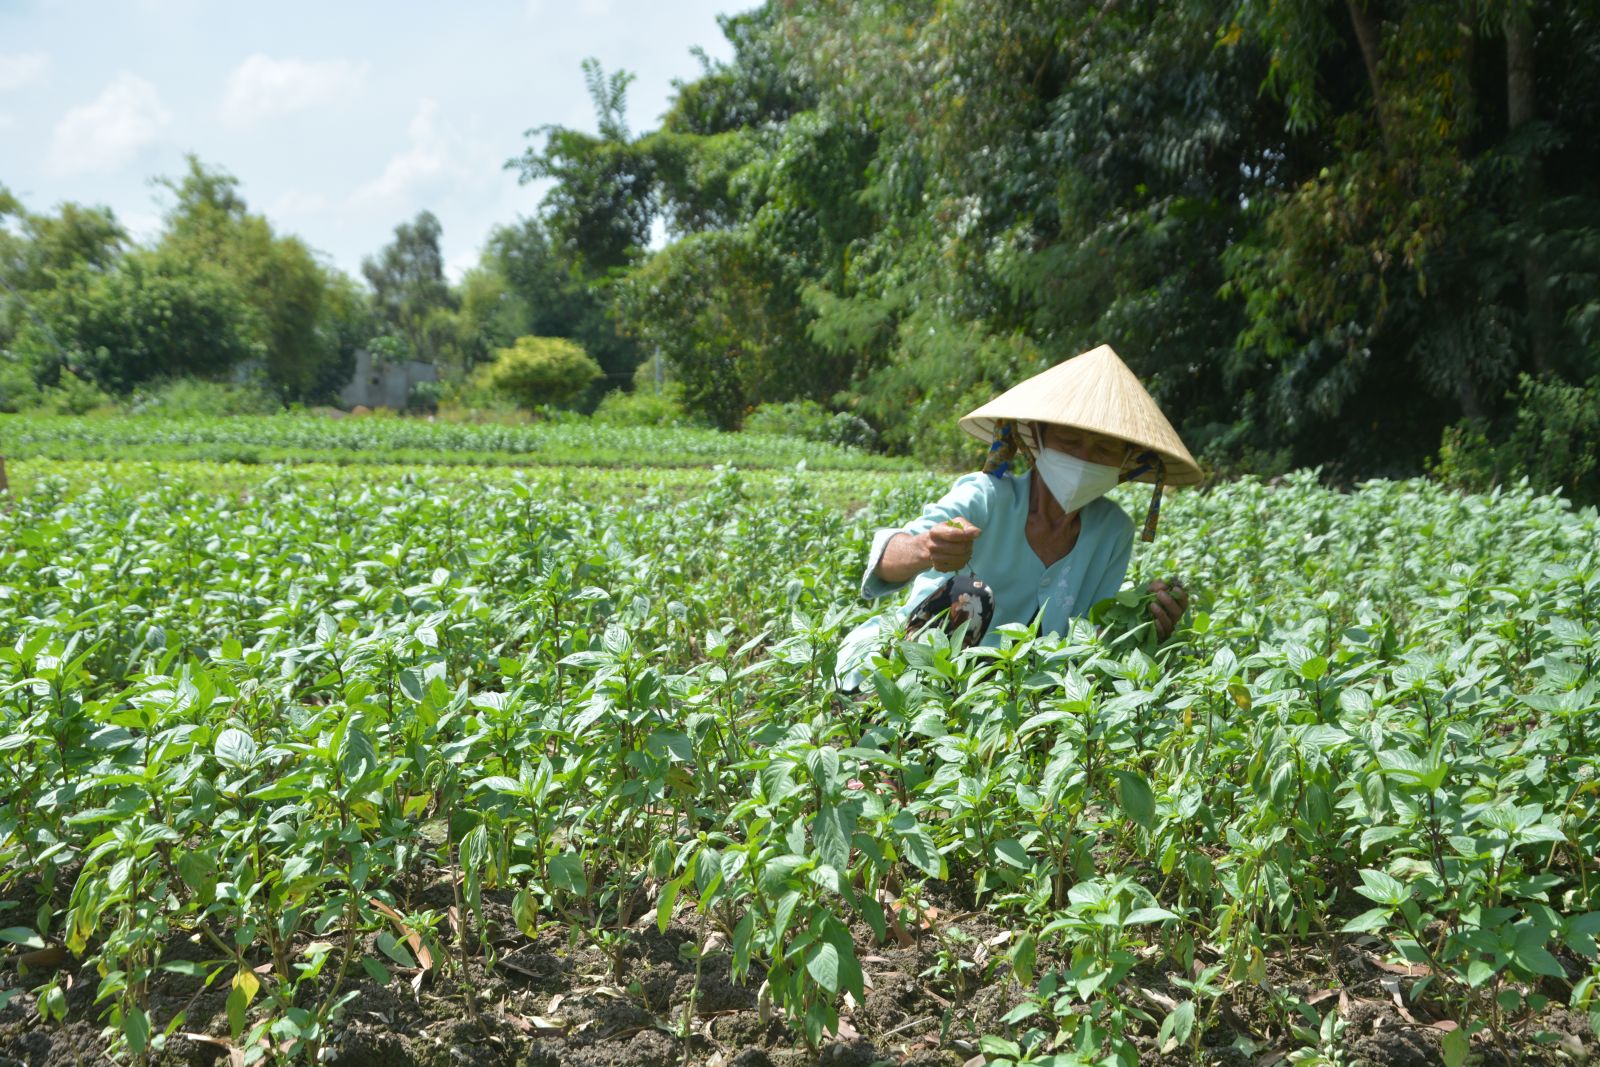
[0,464,1595,1065]
[505,1,1600,499]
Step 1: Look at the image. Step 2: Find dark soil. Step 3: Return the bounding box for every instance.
[1,876,1594,1067]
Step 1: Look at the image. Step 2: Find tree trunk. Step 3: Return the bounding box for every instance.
[0,456,8,494]
[1345,0,1389,140]
[1506,3,1554,373]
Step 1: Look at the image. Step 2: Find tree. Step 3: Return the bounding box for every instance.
[0,190,128,383]
[157,157,352,400]
[507,59,656,276]
[361,210,456,367]
[16,248,264,393]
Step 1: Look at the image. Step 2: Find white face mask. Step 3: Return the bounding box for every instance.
[1033,448,1121,515]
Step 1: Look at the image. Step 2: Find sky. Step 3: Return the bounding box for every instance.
[0,0,742,281]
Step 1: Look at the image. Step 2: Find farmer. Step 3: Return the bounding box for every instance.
[836,344,1201,689]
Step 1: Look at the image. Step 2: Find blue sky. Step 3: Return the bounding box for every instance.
[0,0,741,280]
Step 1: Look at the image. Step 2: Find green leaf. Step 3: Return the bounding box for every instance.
[361,956,391,985]
[376,930,417,969]
[1010,932,1037,987]
[159,960,211,978]
[806,941,840,994]
[124,1004,150,1055]
[1113,770,1156,828]
[897,823,942,879]
[807,747,841,792]
[1510,937,1566,978]
[214,727,257,768]
[1158,1000,1196,1053]
[656,873,687,934]
[980,1035,1023,1056]
[646,729,694,763]
[42,983,66,1022]
[339,722,378,783]
[1341,907,1392,934]
[1440,1025,1469,1067]
[1124,907,1179,925]
[811,804,853,874]
[549,851,588,897]
[993,838,1030,870]
[1355,869,1409,905]
[0,927,44,949]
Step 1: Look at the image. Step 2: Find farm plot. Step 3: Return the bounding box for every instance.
[0,466,1597,1067]
[0,414,914,471]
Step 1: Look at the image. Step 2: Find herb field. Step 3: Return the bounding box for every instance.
[1,464,1597,1067]
[0,415,913,471]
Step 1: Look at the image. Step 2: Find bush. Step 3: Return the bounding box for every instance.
[125,377,283,417]
[407,379,441,414]
[38,369,115,414]
[1432,374,1600,505]
[0,356,43,413]
[473,336,602,410]
[593,384,697,428]
[743,399,879,451]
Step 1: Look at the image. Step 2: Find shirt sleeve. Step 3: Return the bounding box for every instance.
[860,472,997,600]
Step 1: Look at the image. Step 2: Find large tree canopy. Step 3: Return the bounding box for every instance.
[540,0,1599,496]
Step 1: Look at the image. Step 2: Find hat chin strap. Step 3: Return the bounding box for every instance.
[1117,450,1166,542]
[981,419,1019,477]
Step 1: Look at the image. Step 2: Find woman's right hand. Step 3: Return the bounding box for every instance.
[922,517,982,572]
[876,518,982,583]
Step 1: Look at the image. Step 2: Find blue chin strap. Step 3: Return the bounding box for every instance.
[981,419,1019,477]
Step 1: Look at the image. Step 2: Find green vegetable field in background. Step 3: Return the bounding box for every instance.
[0,414,917,472]
[0,465,1596,1065]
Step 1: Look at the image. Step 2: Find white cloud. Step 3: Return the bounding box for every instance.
[221,54,367,126]
[46,73,171,176]
[353,99,462,205]
[0,52,49,92]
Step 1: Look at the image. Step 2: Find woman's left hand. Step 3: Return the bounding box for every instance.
[1148,578,1188,640]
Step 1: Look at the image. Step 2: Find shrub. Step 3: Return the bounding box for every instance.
[0,355,43,413]
[593,384,697,428]
[473,336,602,410]
[125,377,283,417]
[407,379,441,414]
[39,369,115,415]
[744,399,880,450]
[1432,374,1600,505]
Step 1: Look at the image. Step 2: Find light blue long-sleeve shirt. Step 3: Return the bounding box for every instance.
[836,471,1133,688]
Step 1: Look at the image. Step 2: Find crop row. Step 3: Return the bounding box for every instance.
[0,414,916,471]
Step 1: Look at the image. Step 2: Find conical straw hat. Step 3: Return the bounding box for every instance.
[959,344,1203,486]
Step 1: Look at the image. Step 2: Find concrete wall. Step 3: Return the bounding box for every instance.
[337,350,437,410]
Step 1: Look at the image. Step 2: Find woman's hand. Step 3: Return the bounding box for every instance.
[924,518,982,572]
[1148,578,1188,640]
[876,518,982,583]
